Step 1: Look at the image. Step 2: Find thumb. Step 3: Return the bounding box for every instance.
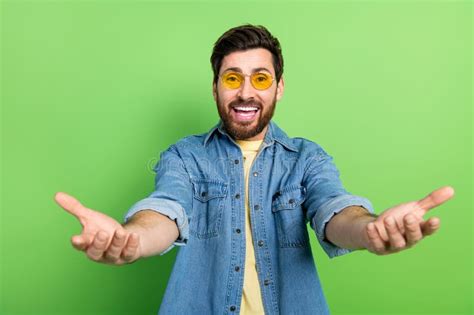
[416,186,455,214]
[55,192,90,220]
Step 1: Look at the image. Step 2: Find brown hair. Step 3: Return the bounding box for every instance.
[210,24,284,85]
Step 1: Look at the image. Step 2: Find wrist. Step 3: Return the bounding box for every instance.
[326,206,377,250]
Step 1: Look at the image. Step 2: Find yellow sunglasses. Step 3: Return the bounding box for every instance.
[219,71,275,90]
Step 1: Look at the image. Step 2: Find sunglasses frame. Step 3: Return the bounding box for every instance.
[218,71,275,90]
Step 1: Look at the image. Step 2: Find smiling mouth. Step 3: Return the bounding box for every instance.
[231,106,260,122]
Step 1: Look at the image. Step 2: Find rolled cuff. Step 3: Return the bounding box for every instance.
[123,198,189,255]
[312,194,374,259]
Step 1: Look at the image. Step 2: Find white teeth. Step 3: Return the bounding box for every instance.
[234,106,258,111]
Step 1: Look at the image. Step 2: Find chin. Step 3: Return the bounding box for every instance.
[230,121,264,140]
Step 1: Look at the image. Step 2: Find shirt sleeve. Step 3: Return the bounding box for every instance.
[123,145,192,255]
[302,145,375,258]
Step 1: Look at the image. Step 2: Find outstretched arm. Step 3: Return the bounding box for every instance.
[55,192,179,265]
[325,186,455,255]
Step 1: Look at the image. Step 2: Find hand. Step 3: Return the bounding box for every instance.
[365,186,454,255]
[55,192,141,265]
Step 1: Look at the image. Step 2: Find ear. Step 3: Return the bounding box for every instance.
[276,75,285,102]
[212,81,217,102]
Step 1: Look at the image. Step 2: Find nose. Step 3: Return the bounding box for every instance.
[237,76,257,100]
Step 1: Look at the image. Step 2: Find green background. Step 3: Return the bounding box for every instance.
[1,1,472,314]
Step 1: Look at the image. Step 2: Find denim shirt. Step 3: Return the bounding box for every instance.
[124,120,374,315]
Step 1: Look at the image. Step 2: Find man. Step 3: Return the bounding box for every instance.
[55,24,454,314]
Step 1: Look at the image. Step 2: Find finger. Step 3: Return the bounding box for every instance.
[404,214,423,246]
[104,229,128,261]
[385,216,406,251]
[366,222,386,254]
[121,233,140,262]
[416,186,455,214]
[421,217,440,236]
[374,221,389,242]
[55,192,90,220]
[71,234,88,251]
[86,231,109,261]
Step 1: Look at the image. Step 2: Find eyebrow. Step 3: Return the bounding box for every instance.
[222,67,272,74]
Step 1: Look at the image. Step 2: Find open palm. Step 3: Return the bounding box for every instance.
[366,186,454,255]
[55,192,141,265]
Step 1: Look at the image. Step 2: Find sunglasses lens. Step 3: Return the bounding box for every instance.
[222,72,243,89]
[251,73,273,90]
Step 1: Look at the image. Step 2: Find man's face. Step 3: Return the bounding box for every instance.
[213,48,284,141]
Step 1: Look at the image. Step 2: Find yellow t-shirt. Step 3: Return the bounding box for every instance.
[236,139,265,315]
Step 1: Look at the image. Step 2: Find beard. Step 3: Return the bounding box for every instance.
[216,93,277,140]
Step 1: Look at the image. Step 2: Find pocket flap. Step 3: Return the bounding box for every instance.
[192,179,227,202]
[272,185,306,212]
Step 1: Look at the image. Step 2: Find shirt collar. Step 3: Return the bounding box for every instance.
[203,120,298,152]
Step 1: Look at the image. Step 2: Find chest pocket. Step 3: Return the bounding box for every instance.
[272,185,309,248]
[191,179,228,239]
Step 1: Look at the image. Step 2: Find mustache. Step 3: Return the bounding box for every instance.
[229,98,262,109]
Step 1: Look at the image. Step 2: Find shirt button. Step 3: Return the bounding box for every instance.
[234,159,239,164]
[235,193,240,199]
[264,279,270,286]
[253,171,258,177]
[235,228,241,234]
[230,305,236,312]
[201,191,207,197]
[254,204,260,210]
[235,266,240,272]
[258,240,264,247]
[289,198,295,204]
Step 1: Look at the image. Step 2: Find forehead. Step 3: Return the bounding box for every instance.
[220,48,274,74]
